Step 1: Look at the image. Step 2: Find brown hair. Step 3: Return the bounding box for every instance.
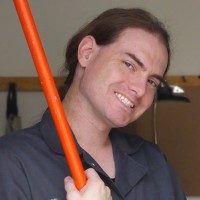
[61,8,170,97]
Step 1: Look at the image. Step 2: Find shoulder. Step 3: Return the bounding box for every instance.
[0,123,43,156]
[110,128,170,171]
[111,129,186,199]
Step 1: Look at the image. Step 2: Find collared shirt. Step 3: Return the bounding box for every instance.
[0,109,186,200]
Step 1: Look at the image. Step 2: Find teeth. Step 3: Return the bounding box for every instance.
[115,92,134,108]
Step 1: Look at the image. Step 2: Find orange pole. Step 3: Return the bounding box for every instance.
[13,0,86,190]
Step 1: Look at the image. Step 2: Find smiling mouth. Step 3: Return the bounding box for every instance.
[115,92,135,108]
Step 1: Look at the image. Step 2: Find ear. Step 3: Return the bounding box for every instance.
[78,35,97,67]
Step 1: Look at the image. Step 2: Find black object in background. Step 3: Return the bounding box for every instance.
[5,82,21,135]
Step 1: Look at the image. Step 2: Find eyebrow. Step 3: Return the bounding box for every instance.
[151,74,165,83]
[125,52,165,83]
[125,52,144,68]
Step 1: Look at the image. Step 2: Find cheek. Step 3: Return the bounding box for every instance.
[141,92,155,109]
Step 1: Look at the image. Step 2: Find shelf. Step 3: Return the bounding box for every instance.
[0,76,65,91]
[165,76,200,86]
[0,76,199,91]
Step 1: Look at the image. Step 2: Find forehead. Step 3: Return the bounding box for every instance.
[112,28,167,55]
[116,28,163,45]
[112,28,168,74]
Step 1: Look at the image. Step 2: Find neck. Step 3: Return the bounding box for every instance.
[62,68,115,178]
[62,86,111,150]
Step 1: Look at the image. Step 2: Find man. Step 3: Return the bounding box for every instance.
[0,8,186,200]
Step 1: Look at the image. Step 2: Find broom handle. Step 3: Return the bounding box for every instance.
[13,0,87,190]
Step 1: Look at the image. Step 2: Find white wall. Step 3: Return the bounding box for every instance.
[0,2,199,137]
[1,1,200,133]
[0,0,200,197]
[1,0,200,77]
[0,91,46,136]
[0,0,200,130]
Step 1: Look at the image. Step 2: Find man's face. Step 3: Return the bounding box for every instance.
[78,28,168,128]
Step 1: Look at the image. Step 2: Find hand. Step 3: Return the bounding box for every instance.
[64,168,112,200]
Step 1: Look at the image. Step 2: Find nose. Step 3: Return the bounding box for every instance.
[128,75,147,98]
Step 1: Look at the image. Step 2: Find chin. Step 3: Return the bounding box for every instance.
[111,118,133,128]
[116,114,143,128]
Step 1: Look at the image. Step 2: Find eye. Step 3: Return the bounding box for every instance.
[148,79,159,88]
[124,61,135,70]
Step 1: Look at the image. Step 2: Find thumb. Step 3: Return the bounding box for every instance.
[64,176,78,194]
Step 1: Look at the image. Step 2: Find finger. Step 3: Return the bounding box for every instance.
[64,176,79,199]
[84,168,104,191]
[85,168,100,180]
[64,176,77,193]
[105,186,112,200]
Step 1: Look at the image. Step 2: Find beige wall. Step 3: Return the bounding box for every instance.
[1,0,200,132]
[0,0,200,198]
[1,0,200,76]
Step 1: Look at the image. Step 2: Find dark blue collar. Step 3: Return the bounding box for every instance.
[40,109,148,198]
